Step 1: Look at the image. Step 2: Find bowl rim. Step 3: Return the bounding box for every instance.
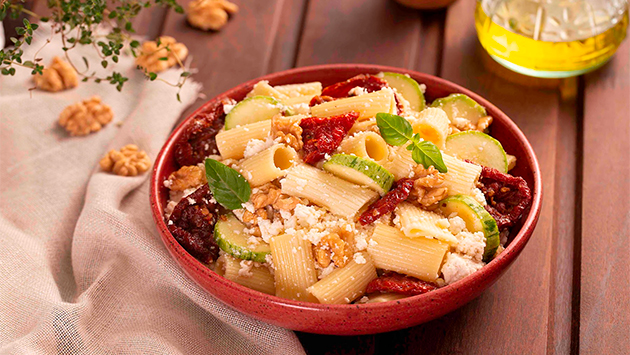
[150,63,543,312]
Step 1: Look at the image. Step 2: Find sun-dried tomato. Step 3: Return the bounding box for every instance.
[366,271,438,296]
[167,184,220,263]
[321,74,389,98]
[309,95,335,107]
[174,98,235,167]
[477,166,532,230]
[300,112,358,164]
[358,178,415,225]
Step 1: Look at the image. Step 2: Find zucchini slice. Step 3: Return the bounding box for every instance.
[214,214,270,262]
[430,93,487,124]
[377,72,426,111]
[322,154,394,195]
[445,131,508,173]
[438,195,500,262]
[225,95,284,130]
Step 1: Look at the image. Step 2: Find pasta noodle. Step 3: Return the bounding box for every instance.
[273,82,322,98]
[308,252,377,304]
[367,224,448,282]
[339,131,389,164]
[238,144,298,186]
[410,108,450,149]
[383,145,416,180]
[215,120,271,160]
[269,232,319,302]
[246,80,288,100]
[280,164,379,218]
[215,254,276,295]
[310,89,395,121]
[442,154,482,196]
[396,202,456,244]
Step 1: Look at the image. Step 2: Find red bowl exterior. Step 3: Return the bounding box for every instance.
[150,64,542,335]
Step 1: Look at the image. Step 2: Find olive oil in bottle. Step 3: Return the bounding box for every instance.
[475,0,629,78]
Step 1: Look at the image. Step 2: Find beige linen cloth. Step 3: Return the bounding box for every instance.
[0,26,305,354]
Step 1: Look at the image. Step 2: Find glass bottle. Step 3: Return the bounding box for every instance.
[475,0,629,78]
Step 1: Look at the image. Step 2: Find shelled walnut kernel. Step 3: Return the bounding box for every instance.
[34,56,79,92]
[167,165,207,191]
[100,144,151,176]
[187,0,239,31]
[135,36,189,73]
[58,96,113,136]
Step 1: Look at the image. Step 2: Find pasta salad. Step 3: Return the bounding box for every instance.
[163,72,532,304]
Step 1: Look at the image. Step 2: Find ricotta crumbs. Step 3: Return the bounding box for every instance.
[353,253,367,264]
[441,252,484,285]
[243,136,274,159]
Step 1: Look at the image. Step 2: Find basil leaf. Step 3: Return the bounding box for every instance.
[204,158,251,210]
[411,141,448,173]
[376,113,413,146]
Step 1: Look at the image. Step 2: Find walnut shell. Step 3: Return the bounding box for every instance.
[58,96,113,136]
[100,144,151,176]
[34,56,79,92]
[135,36,189,73]
[187,0,239,31]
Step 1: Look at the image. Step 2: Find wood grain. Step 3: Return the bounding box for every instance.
[580,38,630,355]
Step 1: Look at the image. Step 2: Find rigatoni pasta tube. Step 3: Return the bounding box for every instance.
[339,132,389,164]
[442,154,482,196]
[238,144,298,186]
[246,80,288,100]
[310,89,395,121]
[269,232,318,302]
[383,145,416,180]
[410,108,450,149]
[367,224,448,282]
[216,120,271,159]
[274,82,322,97]
[215,254,276,295]
[308,252,377,304]
[396,202,456,244]
[281,164,379,218]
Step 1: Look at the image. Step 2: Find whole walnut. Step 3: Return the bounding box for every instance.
[58,96,114,136]
[100,144,151,176]
[34,56,79,92]
[135,36,189,73]
[187,0,239,31]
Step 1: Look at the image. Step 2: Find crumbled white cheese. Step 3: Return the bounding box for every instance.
[455,231,486,262]
[441,252,484,285]
[318,263,336,280]
[436,218,450,229]
[187,197,196,205]
[232,208,245,222]
[246,235,261,248]
[368,239,378,247]
[452,117,470,127]
[293,204,322,227]
[238,260,254,277]
[472,188,487,206]
[265,254,275,273]
[419,83,427,94]
[223,103,236,114]
[353,253,367,264]
[164,200,178,219]
[358,296,370,304]
[163,179,172,188]
[355,234,368,251]
[348,86,367,96]
[243,136,274,159]
[257,218,284,243]
[448,216,467,235]
[241,202,255,213]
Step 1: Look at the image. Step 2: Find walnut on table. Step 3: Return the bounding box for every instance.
[187,0,238,31]
[410,165,448,207]
[167,165,207,191]
[271,114,303,151]
[100,144,151,176]
[135,36,189,73]
[34,56,78,92]
[58,96,113,136]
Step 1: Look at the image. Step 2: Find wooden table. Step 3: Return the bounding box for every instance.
[4,0,629,353]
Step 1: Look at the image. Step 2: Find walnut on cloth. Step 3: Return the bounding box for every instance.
[33,56,78,92]
[100,144,151,176]
[187,0,239,31]
[58,96,113,136]
[135,36,189,73]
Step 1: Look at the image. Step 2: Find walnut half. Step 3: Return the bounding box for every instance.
[187,0,239,31]
[100,144,151,176]
[135,36,189,73]
[34,56,78,92]
[59,96,113,136]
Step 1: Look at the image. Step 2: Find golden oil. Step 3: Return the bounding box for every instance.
[475,0,629,78]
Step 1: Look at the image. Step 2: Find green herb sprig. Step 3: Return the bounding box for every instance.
[0,0,190,99]
[204,158,251,210]
[376,112,448,173]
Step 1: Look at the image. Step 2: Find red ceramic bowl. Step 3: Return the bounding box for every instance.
[150,64,542,335]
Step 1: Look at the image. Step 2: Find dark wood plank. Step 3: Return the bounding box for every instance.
[580,37,630,354]
[396,0,578,353]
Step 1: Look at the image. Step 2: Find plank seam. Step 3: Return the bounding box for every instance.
[290,0,310,68]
